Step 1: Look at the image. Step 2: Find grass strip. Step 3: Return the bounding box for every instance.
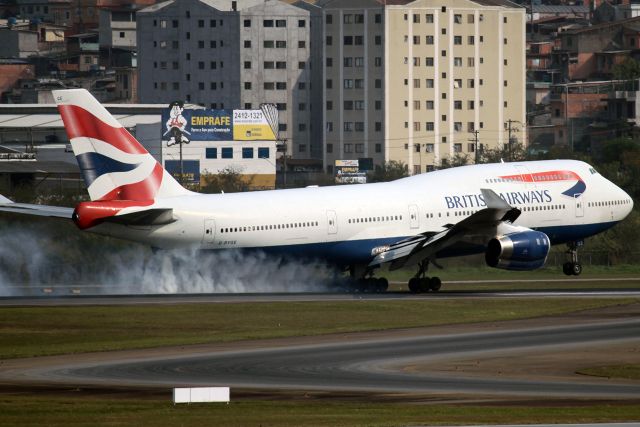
[0,298,636,359]
[1,395,640,427]
[578,365,640,380]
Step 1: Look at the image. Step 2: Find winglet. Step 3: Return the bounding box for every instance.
[0,194,13,204]
[481,188,511,210]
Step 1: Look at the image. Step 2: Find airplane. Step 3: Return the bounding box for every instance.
[0,89,634,293]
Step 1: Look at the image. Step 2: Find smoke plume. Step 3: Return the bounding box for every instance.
[0,219,335,296]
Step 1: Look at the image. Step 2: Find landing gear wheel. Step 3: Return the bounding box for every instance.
[562,262,573,276]
[428,277,442,292]
[375,277,389,293]
[419,278,430,293]
[572,263,582,276]
[408,277,420,293]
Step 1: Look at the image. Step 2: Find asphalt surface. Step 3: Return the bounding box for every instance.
[28,319,640,398]
[2,289,640,306]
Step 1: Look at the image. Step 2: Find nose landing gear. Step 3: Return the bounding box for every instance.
[562,241,583,276]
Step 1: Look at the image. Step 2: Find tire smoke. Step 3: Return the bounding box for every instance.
[0,220,335,296]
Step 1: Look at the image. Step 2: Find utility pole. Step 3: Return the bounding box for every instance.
[469,130,480,164]
[505,119,521,162]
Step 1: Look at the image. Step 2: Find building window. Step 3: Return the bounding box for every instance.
[355,122,365,132]
[375,35,381,45]
[264,19,273,27]
[454,57,462,67]
[344,79,354,89]
[244,61,251,69]
[344,36,353,45]
[344,57,352,67]
[426,143,434,153]
[426,35,434,45]
[426,100,434,110]
[344,100,353,110]
[221,147,233,159]
[454,14,462,24]
[264,40,274,48]
[326,58,333,67]
[454,122,462,132]
[276,40,287,48]
[454,100,462,110]
[426,14,433,23]
[375,122,382,132]
[276,103,286,111]
[326,79,333,89]
[375,100,381,110]
[258,147,269,158]
[326,122,333,132]
[454,36,462,45]
[206,148,217,158]
[326,14,332,24]
[242,147,254,159]
[344,122,353,132]
[375,79,381,88]
[298,123,307,132]
[454,143,462,152]
[298,40,306,48]
[264,82,275,90]
[326,36,332,45]
[426,57,434,66]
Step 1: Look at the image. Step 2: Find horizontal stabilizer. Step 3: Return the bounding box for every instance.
[104,208,175,227]
[0,197,73,219]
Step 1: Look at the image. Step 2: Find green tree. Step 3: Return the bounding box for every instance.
[612,58,640,80]
[439,153,470,169]
[200,166,254,193]
[477,142,528,163]
[369,160,409,182]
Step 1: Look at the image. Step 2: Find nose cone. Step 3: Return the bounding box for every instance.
[621,188,634,220]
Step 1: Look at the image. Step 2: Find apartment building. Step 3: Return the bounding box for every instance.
[323,0,526,174]
[137,0,322,159]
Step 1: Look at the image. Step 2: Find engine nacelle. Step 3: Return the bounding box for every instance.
[485,230,550,271]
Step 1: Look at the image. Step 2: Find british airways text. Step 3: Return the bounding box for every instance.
[444,190,552,209]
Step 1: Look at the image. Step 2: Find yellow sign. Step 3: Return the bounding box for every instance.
[232,110,277,141]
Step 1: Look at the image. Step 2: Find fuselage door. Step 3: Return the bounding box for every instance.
[204,218,216,244]
[408,204,419,229]
[327,210,338,235]
[574,194,584,218]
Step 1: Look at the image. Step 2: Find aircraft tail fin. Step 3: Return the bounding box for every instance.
[53,89,190,202]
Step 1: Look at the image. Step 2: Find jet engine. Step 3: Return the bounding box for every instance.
[485,230,550,271]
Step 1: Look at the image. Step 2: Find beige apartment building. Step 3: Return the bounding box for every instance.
[323,0,526,174]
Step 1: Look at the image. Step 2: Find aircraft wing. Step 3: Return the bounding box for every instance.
[369,189,522,270]
[0,195,74,219]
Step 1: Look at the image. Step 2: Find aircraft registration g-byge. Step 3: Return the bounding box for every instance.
[0,89,634,292]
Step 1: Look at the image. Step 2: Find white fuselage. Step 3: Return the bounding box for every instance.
[91,160,633,265]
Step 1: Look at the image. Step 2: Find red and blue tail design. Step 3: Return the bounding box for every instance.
[54,89,189,202]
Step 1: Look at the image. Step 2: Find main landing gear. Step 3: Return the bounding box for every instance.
[408,260,442,293]
[562,241,583,276]
[345,265,389,293]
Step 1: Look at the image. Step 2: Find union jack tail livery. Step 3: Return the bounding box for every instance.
[53,89,189,202]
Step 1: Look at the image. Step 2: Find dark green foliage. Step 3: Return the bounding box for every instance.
[368,160,409,182]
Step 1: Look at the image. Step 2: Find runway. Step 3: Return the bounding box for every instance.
[2,288,640,306]
[12,319,640,398]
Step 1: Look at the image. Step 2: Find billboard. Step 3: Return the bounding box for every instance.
[335,159,367,184]
[162,102,278,143]
[232,110,277,141]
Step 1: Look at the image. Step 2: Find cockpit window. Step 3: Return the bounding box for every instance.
[589,167,598,175]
